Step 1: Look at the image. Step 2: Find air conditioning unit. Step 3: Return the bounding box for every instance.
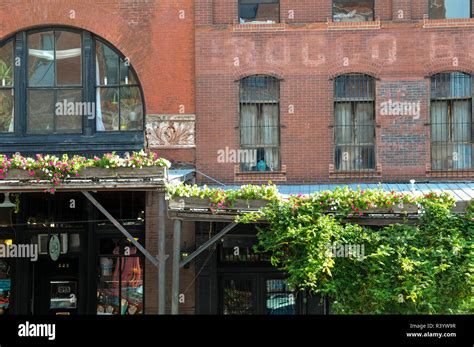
[37,234,68,255]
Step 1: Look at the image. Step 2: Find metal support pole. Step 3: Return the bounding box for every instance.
[157,192,166,315]
[171,219,182,315]
[82,191,159,268]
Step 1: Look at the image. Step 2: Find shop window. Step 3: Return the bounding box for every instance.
[239,0,280,24]
[429,0,471,19]
[333,0,375,22]
[240,75,280,172]
[0,40,14,133]
[0,253,12,315]
[97,237,144,315]
[222,279,254,315]
[430,72,472,170]
[334,74,376,171]
[266,279,296,315]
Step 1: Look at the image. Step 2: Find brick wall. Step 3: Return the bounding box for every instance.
[195,2,474,183]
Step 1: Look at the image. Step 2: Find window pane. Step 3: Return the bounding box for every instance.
[0,41,14,87]
[335,102,353,145]
[96,87,119,131]
[430,0,471,19]
[119,58,137,85]
[55,31,81,86]
[97,256,120,315]
[431,72,471,99]
[354,102,374,144]
[333,1,374,22]
[120,252,143,315]
[222,279,254,315]
[335,74,374,99]
[0,258,11,315]
[96,42,118,86]
[27,90,54,134]
[266,279,295,315]
[55,89,83,133]
[239,1,280,23]
[28,31,55,87]
[120,86,143,131]
[0,89,13,133]
[241,76,279,102]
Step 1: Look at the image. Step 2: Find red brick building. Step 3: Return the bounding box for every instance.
[0,0,473,316]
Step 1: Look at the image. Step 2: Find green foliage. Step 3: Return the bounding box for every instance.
[249,189,472,314]
[167,183,473,314]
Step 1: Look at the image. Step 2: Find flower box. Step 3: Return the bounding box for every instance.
[363,203,418,215]
[5,169,34,180]
[168,197,269,211]
[79,166,166,179]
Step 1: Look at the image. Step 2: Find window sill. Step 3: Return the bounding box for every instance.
[327,19,381,30]
[234,165,287,183]
[233,19,286,32]
[422,17,474,28]
[426,164,474,177]
[329,164,382,178]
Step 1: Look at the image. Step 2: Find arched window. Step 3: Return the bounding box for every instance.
[0,28,144,153]
[334,74,375,171]
[430,72,472,170]
[0,40,14,133]
[240,75,280,172]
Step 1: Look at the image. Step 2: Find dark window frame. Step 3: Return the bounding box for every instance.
[0,39,15,134]
[428,0,472,20]
[332,0,375,23]
[0,26,146,154]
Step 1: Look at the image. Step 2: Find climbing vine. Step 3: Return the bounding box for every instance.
[168,183,473,314]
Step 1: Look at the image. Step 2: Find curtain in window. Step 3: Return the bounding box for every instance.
[262,104,279,170]
[335,102,352,170]
[431,101,449,170]
[452,100,472,169]
[240,104,258,146]
[95,57,105,131]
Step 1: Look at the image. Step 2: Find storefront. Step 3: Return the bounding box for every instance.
[0,172,167,315]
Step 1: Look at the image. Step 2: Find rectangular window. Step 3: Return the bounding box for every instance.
[334,74,376,171]
[429,0,471,19]
[240,76,280,172]
[27,31,83,134]
[0,41,14,133]
[333,0,375,22]
[431,72,472,170]
[239,0,280,24]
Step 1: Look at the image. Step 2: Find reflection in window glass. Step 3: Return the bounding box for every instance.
[333,1,374,22]
[239,0,280,23]
[95,42,144,132]
[0,41,14,133]
[430,0,471,19]
[27,90,55,134]
[97,238,143,315]
[222,279,254,315]
[266,279,296,315]
[0,255,11,315]
[27,30,83,134]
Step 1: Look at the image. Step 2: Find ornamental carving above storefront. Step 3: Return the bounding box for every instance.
[146,114,196,148]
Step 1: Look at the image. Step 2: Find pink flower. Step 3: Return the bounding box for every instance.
[29,171,35,177]
[50,188,55,194]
